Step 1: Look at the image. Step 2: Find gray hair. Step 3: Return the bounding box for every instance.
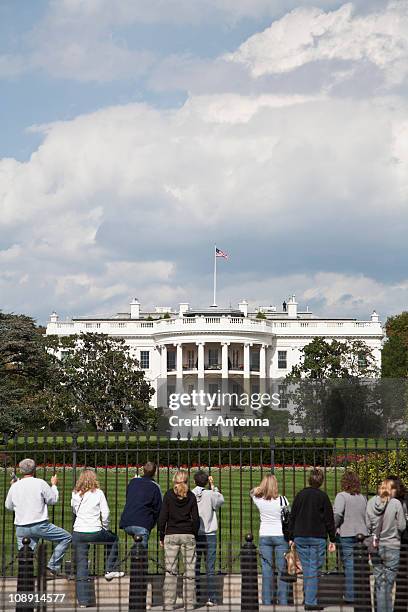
[19,458,36,475]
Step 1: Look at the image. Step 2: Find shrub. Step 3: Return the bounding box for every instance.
[356,441,408,493]
[0,434,335,467]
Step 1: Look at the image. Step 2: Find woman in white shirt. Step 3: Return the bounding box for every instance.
[251,474,289,606]
[71,470,124,608]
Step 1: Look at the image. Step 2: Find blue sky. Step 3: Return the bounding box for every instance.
[1,0,407,323]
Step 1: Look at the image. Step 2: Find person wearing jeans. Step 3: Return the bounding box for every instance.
[120,461,162,548]
[192,470,224,606]
[71,469,124,608]
[5,458,71,577]
[158,470,200,611]
[289,468,336,611]
[333,471,367,604]
[251,474,289,606]
[366,478,406,612]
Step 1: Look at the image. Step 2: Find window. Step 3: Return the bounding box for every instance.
[187,350,195,369]
[251,383,260,395]
[140,350,150,369]
[208,348,219,367]
[232,349,240,369]
[278,384,288,409]
[358,354,367,369]
[167,351,176,371]
[208,383,220,409]
[250,350,260,371]
[278,350,287,370]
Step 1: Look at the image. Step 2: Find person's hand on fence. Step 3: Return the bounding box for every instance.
[159,541,164,548]
[328,542,336,553]
[51,474,58,486]
[208,475,215,490]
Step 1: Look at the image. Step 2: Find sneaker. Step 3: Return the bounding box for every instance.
[206,601,216,607]
[45,568,57,580]
[104,571,125,581]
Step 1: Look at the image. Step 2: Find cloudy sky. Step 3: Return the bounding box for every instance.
[1,0,407,324]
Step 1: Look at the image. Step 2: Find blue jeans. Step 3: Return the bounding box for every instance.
[258,535,289,605]
[372,546,400,612]
[195,533,217,602]
[338,536,356,602]
[16,520,71,572]
[123,525,149,548]
[294,537,326,607]
[72,530,119,606]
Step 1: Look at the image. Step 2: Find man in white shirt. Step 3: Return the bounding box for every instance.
[5,458,71,576]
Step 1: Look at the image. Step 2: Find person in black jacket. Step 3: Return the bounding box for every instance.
[289,468,336,611]
[158,470,199,611]
[119,462,162,548]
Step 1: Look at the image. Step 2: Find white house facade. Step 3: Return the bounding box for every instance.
[46,296,384,415]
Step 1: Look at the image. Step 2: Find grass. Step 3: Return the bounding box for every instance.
[1,466,343,575]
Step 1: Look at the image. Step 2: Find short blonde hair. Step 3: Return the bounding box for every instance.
[252,474,279,500]
[173,470,189,499]
[74,469,100,496]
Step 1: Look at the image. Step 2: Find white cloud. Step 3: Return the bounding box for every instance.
[227,1,408,86]
[1,88,408,321]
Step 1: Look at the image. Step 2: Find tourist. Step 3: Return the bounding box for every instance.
[387,475,408,611]
[158,470,199,611]
[366,478,406,612]
[289,467,336,612]
[71,469,124,608]
[251,474,289,606]
[120,461,162,547]
[5,458,71,578]
[333,471,367,604]
[192,470,224,607]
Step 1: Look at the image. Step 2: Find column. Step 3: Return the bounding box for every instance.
[196,342,205,378]
[176,343,183,379]
[160,344,167,377]
[260,344,267,378]
[244,343,251,378]
[221,342,229,379]
[260,344,267,395]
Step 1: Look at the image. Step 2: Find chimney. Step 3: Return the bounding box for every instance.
[50,311,59,323]
[287,295,298,318]
[238,300,248,317]
[179,303,189,317]
[371,310,379,323]
[130,298,140,319]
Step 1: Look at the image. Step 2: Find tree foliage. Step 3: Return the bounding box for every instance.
[285,338,384,437]
[382,312,408,378]
[45,333,155,431]
[0,312,52,434]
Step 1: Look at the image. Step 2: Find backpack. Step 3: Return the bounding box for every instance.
[280,495,291,542]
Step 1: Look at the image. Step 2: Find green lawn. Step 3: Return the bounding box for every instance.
[1,466,343,575]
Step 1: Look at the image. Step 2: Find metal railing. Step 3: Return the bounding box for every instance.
[1,433,407,610]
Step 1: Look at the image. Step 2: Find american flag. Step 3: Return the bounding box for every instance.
[216,247,228,259]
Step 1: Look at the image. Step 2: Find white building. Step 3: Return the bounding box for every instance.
[46,296,383,415]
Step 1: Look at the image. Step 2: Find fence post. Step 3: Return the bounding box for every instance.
[128,535,148,612]
[16,537,34,612]
[353,534,371,612]
[36,543,47,612]
[240,533,259,612]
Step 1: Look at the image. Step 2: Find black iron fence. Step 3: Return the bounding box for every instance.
[1,432,408,610]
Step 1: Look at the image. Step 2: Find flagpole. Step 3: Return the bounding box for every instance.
[212,244,217,307]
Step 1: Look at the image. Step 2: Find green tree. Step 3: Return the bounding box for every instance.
[46,333,155,430]
[382,312,408,377]
[286,338,382,436]
[0,312,52,434]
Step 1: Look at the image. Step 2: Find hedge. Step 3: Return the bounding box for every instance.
[356,441,408,490]
[0,434,335,467]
